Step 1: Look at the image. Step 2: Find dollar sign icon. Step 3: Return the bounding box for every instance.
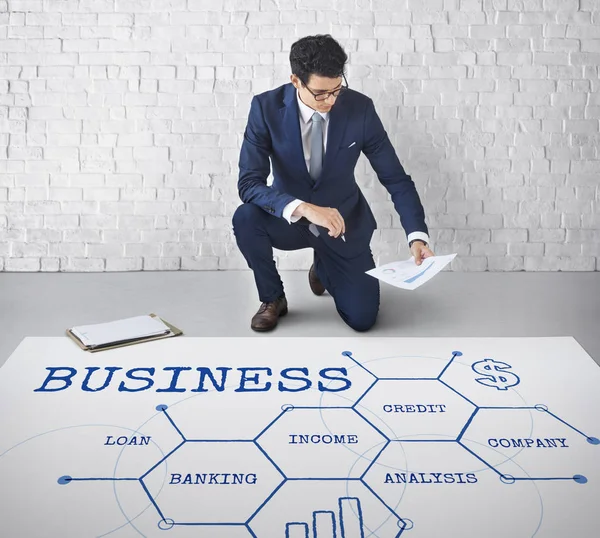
[472,358,520,390]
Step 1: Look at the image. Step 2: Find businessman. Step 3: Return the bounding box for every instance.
[233,35,434,332]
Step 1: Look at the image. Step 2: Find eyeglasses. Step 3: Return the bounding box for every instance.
[302,74,348,101]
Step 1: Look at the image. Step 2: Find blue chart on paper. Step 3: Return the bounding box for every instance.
[0,336,599,537]
[403,261,435,284]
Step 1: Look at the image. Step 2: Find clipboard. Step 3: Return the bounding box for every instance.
[66,314,183,353]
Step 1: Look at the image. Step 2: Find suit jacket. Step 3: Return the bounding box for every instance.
[238,82,428,258]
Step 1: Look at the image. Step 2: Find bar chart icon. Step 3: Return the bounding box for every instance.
[285,497,365,538]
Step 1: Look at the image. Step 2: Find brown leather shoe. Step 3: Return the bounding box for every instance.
[308,264,326,296]
[251,295,288,332]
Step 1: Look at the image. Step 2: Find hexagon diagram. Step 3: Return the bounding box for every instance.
[255,407,388,479]
[459,406,600,482]
[141,440,285,524]
[354,379,476,441]
[362,440,544,537]
[50,344,599,537]
[248,479,406,537]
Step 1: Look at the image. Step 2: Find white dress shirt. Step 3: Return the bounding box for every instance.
[281,90,430,248]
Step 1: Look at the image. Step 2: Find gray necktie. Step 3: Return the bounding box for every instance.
[309,111,324,182]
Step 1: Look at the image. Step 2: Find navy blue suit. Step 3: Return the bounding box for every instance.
[233,83,428,331]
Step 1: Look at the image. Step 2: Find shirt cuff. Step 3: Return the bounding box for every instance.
[407,231,430,246]
[282,199,304,224]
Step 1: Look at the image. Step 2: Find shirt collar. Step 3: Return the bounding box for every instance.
[296,89,329,124]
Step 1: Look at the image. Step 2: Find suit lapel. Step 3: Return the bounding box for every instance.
[281,84,311,182]
[317,92,349,187]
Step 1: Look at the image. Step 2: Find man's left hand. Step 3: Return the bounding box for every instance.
[410,240,435,266]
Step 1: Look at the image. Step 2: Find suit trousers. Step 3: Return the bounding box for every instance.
[233,203,380,332]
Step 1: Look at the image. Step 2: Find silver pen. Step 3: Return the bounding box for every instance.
[341,234,346,242]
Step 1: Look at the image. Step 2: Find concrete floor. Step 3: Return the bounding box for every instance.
[1,271,599,367]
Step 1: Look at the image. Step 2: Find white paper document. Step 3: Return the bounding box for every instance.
[366,253,457,290]
[70,315,171,347]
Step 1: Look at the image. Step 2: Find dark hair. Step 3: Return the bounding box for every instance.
[289,34,347,85]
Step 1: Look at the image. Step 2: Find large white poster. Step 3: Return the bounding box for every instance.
[0,337,599,537]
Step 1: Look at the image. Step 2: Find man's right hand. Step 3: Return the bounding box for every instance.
[293,202,346,238]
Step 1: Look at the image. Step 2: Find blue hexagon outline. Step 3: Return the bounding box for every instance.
[254,405,391,480]
[457,405,599,483]
[246,478,407,538]
[348,350,477,442]
[139,405,287,528]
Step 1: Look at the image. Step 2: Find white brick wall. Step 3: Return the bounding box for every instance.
[1,0,599,272]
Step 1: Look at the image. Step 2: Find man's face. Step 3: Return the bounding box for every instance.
[291,74,343,113]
